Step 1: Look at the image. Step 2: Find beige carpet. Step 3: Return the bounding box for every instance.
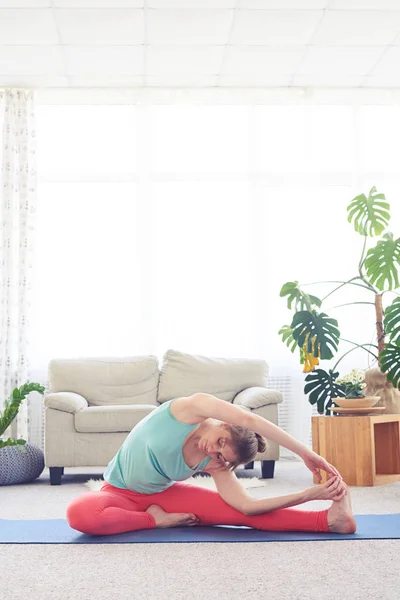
[1,459,399,600]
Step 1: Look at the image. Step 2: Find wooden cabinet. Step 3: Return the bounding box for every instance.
[312,415,400,486]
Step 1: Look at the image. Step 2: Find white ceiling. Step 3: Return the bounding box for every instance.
[1,0,400,88]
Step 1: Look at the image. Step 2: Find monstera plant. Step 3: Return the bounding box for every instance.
[279,187,400,415]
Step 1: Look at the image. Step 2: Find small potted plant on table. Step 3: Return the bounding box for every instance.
[331,369,380,410]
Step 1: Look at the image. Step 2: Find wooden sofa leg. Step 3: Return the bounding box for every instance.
[244,461,254,470]
[50,467,64,485]
[261,460,275,479]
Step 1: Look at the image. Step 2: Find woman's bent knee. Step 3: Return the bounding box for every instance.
[66,494,100,535]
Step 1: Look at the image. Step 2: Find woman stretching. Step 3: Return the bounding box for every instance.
[66,393,356,536]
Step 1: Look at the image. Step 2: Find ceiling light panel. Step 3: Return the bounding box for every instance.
[298,46,385,74]
[0,9,58,44]
[312,10,400,46]
[65,46,144,75]
[147,45,225,74]
[55,8,144,44]
[231,10,322,45]
[147,9,233,45]
[222,46,305,75]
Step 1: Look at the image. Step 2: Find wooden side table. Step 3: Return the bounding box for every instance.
[312,414,400,486]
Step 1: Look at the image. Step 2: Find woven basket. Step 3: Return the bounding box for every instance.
[0,443,45,486]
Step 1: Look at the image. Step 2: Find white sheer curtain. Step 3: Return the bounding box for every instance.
[0,89,37,442]
[28,100,400,450]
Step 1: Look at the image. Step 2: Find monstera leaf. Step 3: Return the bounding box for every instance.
[384,297,400,344]
[278,325,298,353]
[280,281,321,311]
[347,186,390,237]
[380,343,400,389]
[291,310,340,360]
[304,369,345,414]
[364,233,400,291]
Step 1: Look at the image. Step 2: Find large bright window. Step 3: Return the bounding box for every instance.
[31,103,400,378]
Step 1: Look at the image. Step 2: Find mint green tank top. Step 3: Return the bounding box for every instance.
[103,400,211,494]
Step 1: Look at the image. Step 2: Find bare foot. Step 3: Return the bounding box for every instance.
[146,504,199,528]
[327,483,357,534]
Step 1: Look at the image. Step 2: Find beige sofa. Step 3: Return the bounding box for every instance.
[44,349,283,485]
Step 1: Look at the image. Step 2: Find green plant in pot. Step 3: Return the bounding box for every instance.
[336,369,366,399]
[279,187,400,415]
[331,368,380,410]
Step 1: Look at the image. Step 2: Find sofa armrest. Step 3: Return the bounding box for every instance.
[233,386,283,410]
[44,392,88,414]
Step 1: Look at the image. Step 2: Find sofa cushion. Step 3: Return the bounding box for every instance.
[233,387,283,409]
[48,357,159,407]
[74,404,157,433]
[158,349,269,403]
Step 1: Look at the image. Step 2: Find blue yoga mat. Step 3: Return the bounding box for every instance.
[1,514,399,544]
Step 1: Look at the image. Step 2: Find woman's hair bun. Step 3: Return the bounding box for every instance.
[255,432,267,453]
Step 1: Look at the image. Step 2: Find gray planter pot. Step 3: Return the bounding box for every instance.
[0,442,45,485]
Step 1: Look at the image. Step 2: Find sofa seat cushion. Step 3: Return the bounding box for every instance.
[158,349,269,403]
[74,404,157,433]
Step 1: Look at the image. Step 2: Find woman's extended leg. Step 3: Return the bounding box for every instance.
[66,481,333,536]
[148,482,330,532]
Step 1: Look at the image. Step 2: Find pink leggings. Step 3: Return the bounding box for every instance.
[66,481,330,536]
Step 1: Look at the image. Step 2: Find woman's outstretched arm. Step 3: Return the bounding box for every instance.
[211,468,345,516]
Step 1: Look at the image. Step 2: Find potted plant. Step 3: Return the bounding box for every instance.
[331,368,380,409]
[279,187,400,415]
[0,382,45,485]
